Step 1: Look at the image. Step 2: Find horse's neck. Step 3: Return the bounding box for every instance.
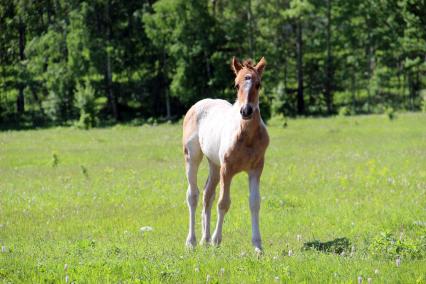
[235,108,263,143]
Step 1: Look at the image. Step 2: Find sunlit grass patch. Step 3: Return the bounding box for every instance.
[0,113,425,282]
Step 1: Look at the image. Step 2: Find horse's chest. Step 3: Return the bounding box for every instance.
[225,139,267,171]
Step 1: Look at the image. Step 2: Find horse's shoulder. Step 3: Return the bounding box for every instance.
[257,122,270,147]
[192,99,233,121]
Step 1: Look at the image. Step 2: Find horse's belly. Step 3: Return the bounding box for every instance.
[199,123,223,166]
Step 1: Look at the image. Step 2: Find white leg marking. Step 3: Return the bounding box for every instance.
[249,172,262,251]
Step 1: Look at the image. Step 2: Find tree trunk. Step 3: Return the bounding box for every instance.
[284,56,288,92]
[16,17,25,114]
[324,0,333,114]
[105,1,118,120]
[296,20,305,115]
[247,0,255,59]
[365,15,374,113]
[203,50,211,99]
[408,71,414,110]
[106,48,118,120]
[165,88,171,119]
[162,49,171,119]
[212,0,217,17]
[351,71,356,110]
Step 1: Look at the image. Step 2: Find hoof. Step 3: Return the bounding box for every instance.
[252,239,262,252]
[254,247,263,256]
[199,237,211,246]
[186,236,197,249]
[211,233,222,246]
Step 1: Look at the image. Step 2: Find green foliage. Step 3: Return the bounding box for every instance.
[0,0,425,124]
[80,165,89,178]
[67,3,92,79]
[259,94,271,122]
[338,106,351,117]
[369,232,425,259]
[51,152,59,167]
[303,238,351,255]
[271,83,297,117]
[75,80,97,129]
[385,107,397,120]
[421,90,426,112]
[27,24,74,122]
[144,0,224,108]
[42,90,65,122]
[282,0,314,20]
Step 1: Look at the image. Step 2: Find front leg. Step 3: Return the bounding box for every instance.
[249,167,263,252]
[211,166,233,246]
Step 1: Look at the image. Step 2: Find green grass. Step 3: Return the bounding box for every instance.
[1,113,425,283]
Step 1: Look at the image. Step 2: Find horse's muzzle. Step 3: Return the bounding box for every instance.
[240,104,253,120]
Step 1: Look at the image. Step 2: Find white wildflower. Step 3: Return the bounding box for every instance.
[140,226,153,233]
[396,256,401,267]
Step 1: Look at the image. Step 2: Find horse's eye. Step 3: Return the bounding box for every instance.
[256,83,261,89]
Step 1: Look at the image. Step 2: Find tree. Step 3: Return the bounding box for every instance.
[144,0,224,112]
[283,0,314,115]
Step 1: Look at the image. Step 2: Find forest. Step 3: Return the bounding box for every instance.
[0,0,425,127]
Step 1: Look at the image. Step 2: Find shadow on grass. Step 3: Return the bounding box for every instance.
[303,237,351,254]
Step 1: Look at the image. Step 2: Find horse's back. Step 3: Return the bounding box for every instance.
[192,99,232,116]
[183,99,232,130]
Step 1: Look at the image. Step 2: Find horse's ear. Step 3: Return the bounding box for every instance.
[255,57,266,77]
[231,57,243,75]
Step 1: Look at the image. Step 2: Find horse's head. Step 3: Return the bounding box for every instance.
[232,57,266,120]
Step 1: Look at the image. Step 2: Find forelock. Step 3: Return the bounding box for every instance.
[242,59,255,70]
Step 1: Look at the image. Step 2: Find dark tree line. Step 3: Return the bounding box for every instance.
[0,0,425,127]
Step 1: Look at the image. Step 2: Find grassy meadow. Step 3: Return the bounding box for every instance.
[1,113,425,283]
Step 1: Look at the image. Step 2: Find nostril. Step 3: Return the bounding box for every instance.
[240,108,244,115]
[246,106,253,116]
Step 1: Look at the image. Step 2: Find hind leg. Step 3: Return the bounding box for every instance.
[200,160,220,245]
[184,140,203,248]
[211,166,233,246]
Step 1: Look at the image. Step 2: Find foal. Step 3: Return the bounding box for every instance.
[182,57,269,252]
